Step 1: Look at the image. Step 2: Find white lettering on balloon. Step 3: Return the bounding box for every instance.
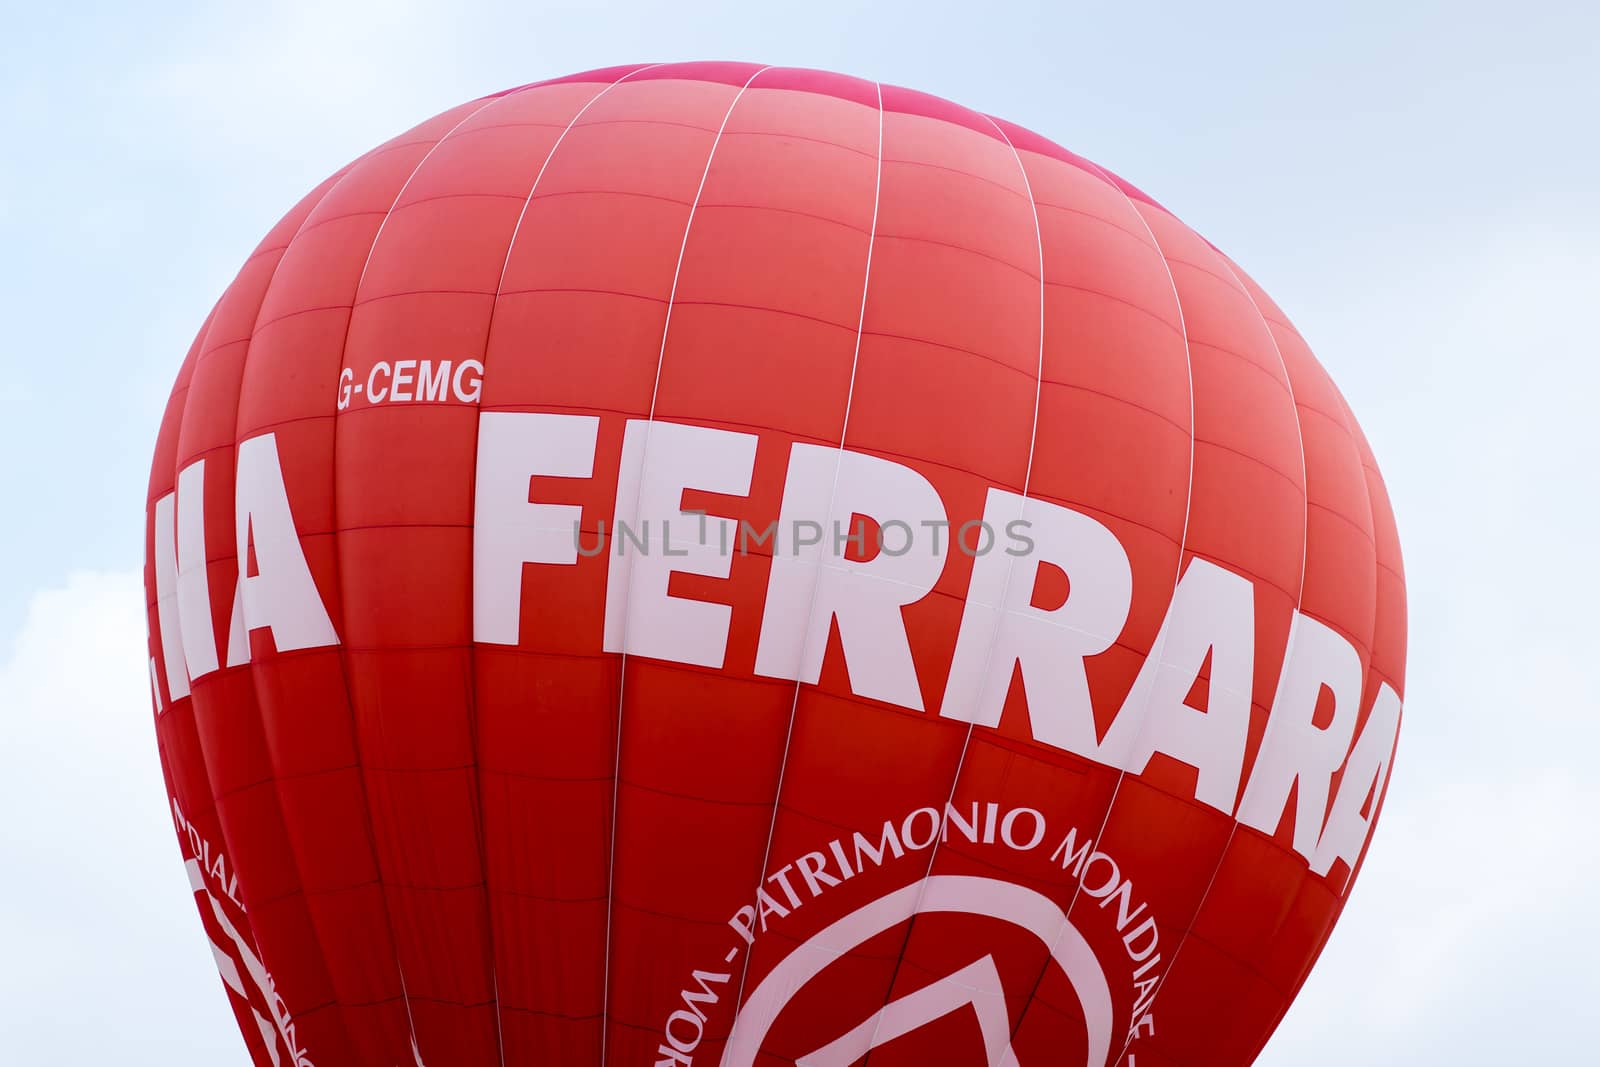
[147,411,1402,898]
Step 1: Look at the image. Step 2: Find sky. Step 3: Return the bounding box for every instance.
[1,0,1597,1062]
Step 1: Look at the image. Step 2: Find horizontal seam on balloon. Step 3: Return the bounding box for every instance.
[1292,609,1376,659]
[1188,338,1299,395]
[1191,436,1307,490]
[238,242,292,268]
[1271,320,1311,347]
[283,520,473,537]
[486,888,608,905]
[358,134,459,160]
[765,801,894,838]
[269,208,391,245]
[608,899,763,929]
[248,880,384,907]
[476,1009,677,1034]
[194,334,253,360]
[617,776,781,808]
[601,655,973,704]
[389,190,541,212]
[480,768,616,783]
[720,126,880,160]
[285,879,391,900]
[304,762,480,777]
[231,412,337,437]
[525,187,693,208]
[352,286,503,308]
[667,298,860,333]
[1183,547,1300,603]
[488,1010,675,1039]
[332,879,492,894]
[1157,912,1326,995]
[350,993,499,1009]
[851,428,1190,511]
[1296,398,1358,431]
[1163,253,1259,296]
[1036,278,1190,335]
[1363,666,1403,693]
[277,996,340,1016]
[880,155,1034,202]
[570,116,724,135]
[692,199,875,236]
[856,327,1044,382]
[294,993,409,1010]
[238,762,369,786]
[1033,379,1192,434]
[872,230,1041,280]
[1306,499,1381,547]
[248,302,360,336]
[490,284,667,303]
[876,728,1101,773]
[471,1006,608,1022]
[1029,197,1159,246]
[207,767,475,804]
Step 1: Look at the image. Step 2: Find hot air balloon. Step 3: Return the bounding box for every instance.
[143,62,1406,1067]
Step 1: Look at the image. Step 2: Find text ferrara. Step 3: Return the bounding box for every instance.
[148,412,1399,889]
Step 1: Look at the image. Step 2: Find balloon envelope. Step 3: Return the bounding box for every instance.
[143,62,1406,1067]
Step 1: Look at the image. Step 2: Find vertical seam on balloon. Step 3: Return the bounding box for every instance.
[727,76,885,1029]
[1005,169,1197,1060]
[231,171,370,1063]
[463,64,663,1067]
[154,308,295,1065]
[175,166,365,1066]
[598,64,774,1067]
[1101,256,1315,1066]
[177,310,294,1067]
[856,113,1048,1067]
[1219,258,1311,606]
[1303,383,1383,904]
[1331,405,1395,914]
[320,91,514,1066]
[1234,388,1386,1063]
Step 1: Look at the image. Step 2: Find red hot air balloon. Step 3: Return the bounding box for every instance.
[143,62,1406,1067]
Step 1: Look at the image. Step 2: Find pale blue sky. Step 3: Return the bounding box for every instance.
[2,1,1596,1063]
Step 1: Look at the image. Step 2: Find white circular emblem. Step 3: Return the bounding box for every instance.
[721,875,1115,1067]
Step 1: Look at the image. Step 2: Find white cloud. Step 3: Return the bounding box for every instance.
[1261,766,1600,1063]
[0,572,243,1064]
[130,0,461,159]
[1257,223,1600,1063]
